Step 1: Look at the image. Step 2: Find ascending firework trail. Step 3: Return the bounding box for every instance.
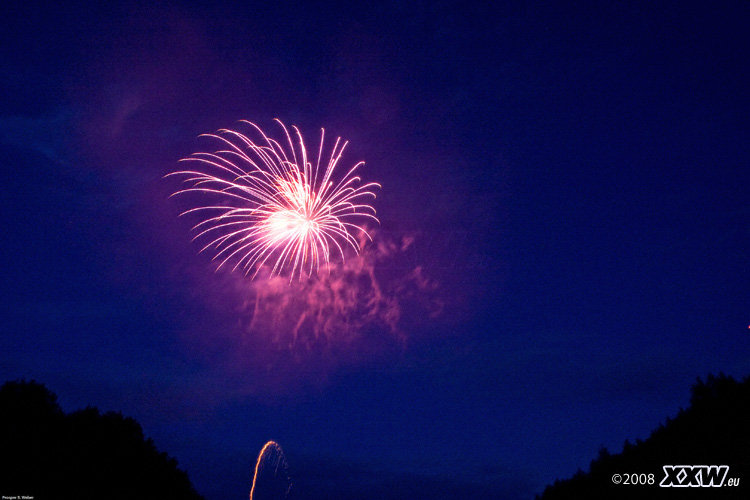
[249,441,291,500]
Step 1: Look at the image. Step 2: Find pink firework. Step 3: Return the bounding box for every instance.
[168,120,379,280]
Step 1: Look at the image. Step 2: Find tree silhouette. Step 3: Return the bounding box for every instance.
[535,372,750,499]
[0,379,204,500]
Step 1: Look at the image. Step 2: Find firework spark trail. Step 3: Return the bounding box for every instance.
[167,120,380,281]
[250,440,291,500]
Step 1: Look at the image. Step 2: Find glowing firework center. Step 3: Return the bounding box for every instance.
[169,120,379,281]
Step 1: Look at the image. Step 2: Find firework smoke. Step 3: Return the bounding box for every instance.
[237,229,443,351]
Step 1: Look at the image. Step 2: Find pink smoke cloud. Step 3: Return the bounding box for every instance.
[235,229,443,353]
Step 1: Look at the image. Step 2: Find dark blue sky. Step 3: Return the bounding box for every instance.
[1,1,749,499]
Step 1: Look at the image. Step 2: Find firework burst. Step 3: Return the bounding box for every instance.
[168,120,379,281]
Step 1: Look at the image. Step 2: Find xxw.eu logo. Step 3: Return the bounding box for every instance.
[660,465,740,487]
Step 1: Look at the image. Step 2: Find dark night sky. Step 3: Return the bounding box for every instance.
[1,1,749,499]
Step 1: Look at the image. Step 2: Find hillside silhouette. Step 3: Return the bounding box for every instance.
[0,379,204,500]
[536,372,750,499]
